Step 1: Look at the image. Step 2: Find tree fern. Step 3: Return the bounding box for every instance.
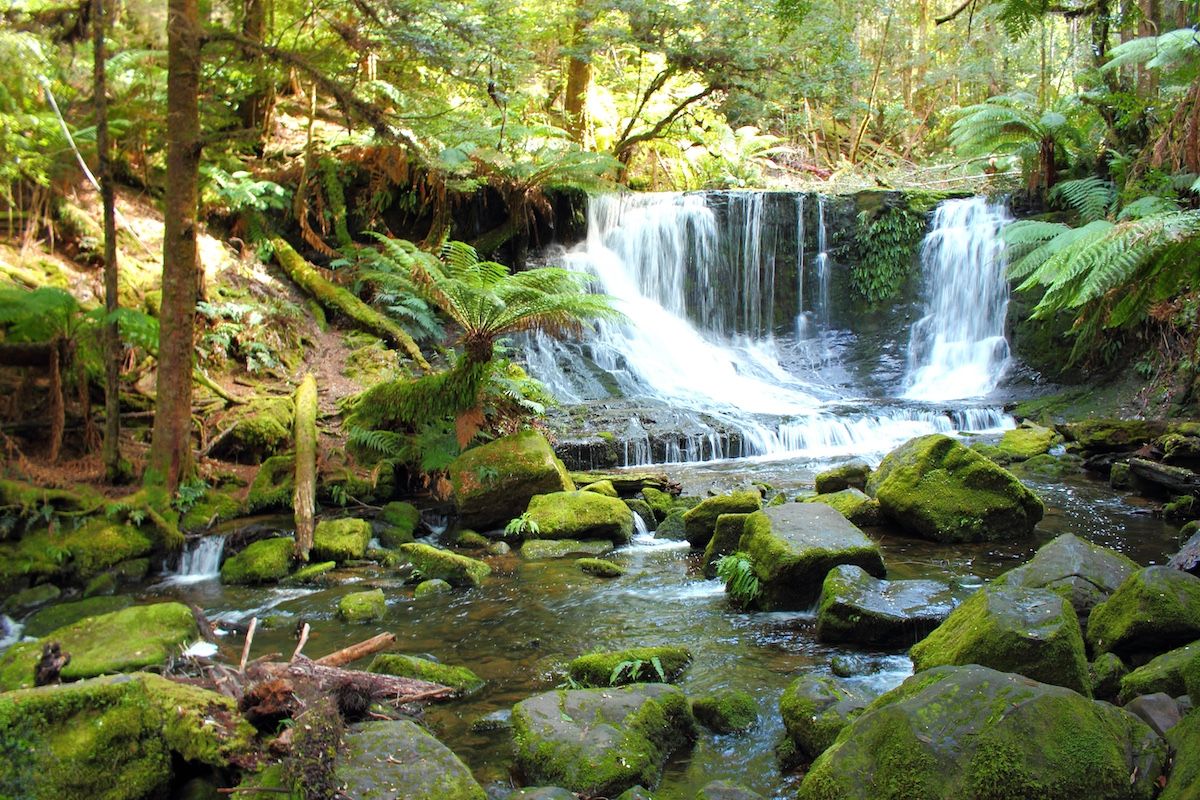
[0,287,80,342]
[1050,177,1116,223]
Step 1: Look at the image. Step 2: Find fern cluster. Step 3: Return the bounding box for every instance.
[715,552,761,608]
[851,204,932,304]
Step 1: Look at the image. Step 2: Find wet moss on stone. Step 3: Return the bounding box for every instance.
[221,537,295,585]
[338,588,387,623]
[312,518,372,563]
[691,689,757,734]
[398,542,490,587]
[683,492,762,549]
[567,646,692,687]
[368,653,484,696]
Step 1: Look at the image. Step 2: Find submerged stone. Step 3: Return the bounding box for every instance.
[697,780,765,800]
[413,578,453,598]
[398,542,490,587]
[909,584,1090,695]
[683,491,762,548]
[512,684,695,796]
[867,434,1044,542]
[524,490,634,545]
[336,719,486,800]
[797,664,1167,800]
[816,564,959,647]
[449,430,573,531]
[738,505,885,610]
[577,557,625,578]
[567,646,692,687]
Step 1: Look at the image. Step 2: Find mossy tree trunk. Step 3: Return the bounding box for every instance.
[148,0,201,492]
[293,373,317,561]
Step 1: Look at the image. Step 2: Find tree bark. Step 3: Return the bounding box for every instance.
[563,0,591,144]
[238,0,272,149]
[292,373,317,561]
[94,0,122,482]
[148,0,202,492]
[313,632,396,668]
[245,655,454,704]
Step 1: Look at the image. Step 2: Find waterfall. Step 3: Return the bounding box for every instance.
[524,191,1013,467]
[794,194,807,338]
[903,197,1013,401]
[170,535,226,583]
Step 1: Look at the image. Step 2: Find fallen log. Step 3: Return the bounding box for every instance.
[1128,458,1200,496]
[245,654,453,705]
[272,238,429,372]
[314,632,396,668]
[293,373,318,561]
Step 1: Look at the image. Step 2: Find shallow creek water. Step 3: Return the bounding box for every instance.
[141,453,1184,800]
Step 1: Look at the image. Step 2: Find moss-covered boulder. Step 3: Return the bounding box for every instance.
[414,578,453,598]
[449,430,574,531]
[0,673,256,800]
[22,595,132,638]
[909,584,1090,695]
[180,488,244,532]
[780,675,871,760]
[866,434,1044,543]
[993,424,1060,462]
[377,501,420,548]
[654,509,688,540]
[452,529,491,550]
[1186,647,1200,706]
[816,564,960,647]
[683,491,762,548]
[797,664,1167,800]
[209,396,294,463]
[1162,710,1200,800]
[220,537,294,585]
[521,539,611,559]
[0,602,199,690]
[398,542,490,587]
[368,653,485,696]
[993,533,1138,629]
[582,479,619,497]
[338,588,387,623]
[282,560,336,585]
[524,491,634,545]
[312,518,371,563]
[702,513,750,576]
[642,487,675,522]
[626,498,655,530]
[690,689,757,734]
[567,646,692,687]
[1058,419,1169,453]
[815,460,871,494]
[805,489,883,527]
[336,719,485,800]
[512,684,695,796]
[577,557,624,578]
[737,505,885,610]
[1117,640,1200,704]
[2,583,60,615]
[246,454,295,513]
[1091,652,1129,701]
[1086,566,1200,660]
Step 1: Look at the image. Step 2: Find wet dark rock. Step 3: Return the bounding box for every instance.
[1167,528,1200,576]
[1123,693,1182,737]
[816,564,960,647]
[336,719,486,799]
[1118,640,1200,704]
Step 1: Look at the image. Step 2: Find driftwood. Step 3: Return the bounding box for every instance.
[293,373,318,561]
[245,655,452,705]
[314,632,396,668]
[1128,458,1200,496]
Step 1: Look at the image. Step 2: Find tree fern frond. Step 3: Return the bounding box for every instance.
[0,287,79,342]
[1117,195,1180,220]
[1050,177,1116,223]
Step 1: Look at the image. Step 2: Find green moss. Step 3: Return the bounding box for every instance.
[180,489,244,532]
[525,491,635,545]
[0,603,199,690]
[577,557,625,577]
[2,584,60,614]
[337,588,387,622]
[521,539,611,559]
[378,501,420,547]
[993,425,1060,462]
[212,396,294,463]
[448,429,574,531]
[451,530,490,550]
[582,479,619,497]
[1090,653,1128,701]
[1059,419,1169,452]
[312,518,371,562]
[1185,646,1200,707]
[220,537,295,585]
[702,513,750,576]
[814,461,871,494]
[1117,640,1200,703]
[910,585,1091,695]
[398,542,490,587]
[779,675,867,759]
[318,461,397,507]
[23,596,133,638]
[805,489,882,527]
[866,434,1044,543]
[1086,566,1200,659]
[246,454,295,513]
[282,560,336,585]
[683,491,762,548]
[642,487,674,522]
[413,578,453,598]
[83,572,117,597]
[691,689,757,734]
[1163,711,1200,800]
[368,653,485,696]
[653,509,687,541]
[567,646,692,687]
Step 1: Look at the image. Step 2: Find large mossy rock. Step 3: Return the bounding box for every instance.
[22,595,132,638]
[0,602,199,691]
[1162,709,1200,800]
[1117,640,1200,704]
[1058,419,1169,453]
[815,460,871,494]
[511,684,695,796]
[337,588,387,623]
[737,505,885,610]
[702,513,751,576]
[246,454,295,513]
[993,533,1138,628]
[779,675,871,760]
[336,719,486,800]
[683,491,762,548]
[524,491,634,545]
[910,584,1090,695]
[797,664,1167,800]
[398,542,490,587]
[0,673,256,800]
[312,518,372,563]
[448,430,573,531]
[816,565,959,647]
[378,501,420,547]
[993,424,1060,462]
[567,646,692,687]
[866,434,1044,543]
[209,396,294,463]
[368,653,485,696]
[1086,566,1200,660]
[220,537,295,585]
[804,489,883,527]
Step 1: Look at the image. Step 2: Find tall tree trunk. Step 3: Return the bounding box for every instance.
[239,0,272,150]
[148,0,201,492]
[94,0,122,482]
[293,373,317,562]
[563,0,591,144]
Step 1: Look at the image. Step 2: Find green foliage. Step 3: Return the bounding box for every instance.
[851,202,933,304]
[716,551,761,607]
[505,512,540,537]
[172,478,208,515]
[0,286,80,342]
[609,656,667,686]
[1049,177,1116,224]
[194,294,303,376]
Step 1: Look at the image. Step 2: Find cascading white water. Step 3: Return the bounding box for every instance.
[903,197,1013,401]
[793,194,807,338]
[169,535,226,583]
[525,192,1013,467]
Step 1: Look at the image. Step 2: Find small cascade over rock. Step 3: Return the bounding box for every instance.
[903,197,1013,401]
[170,535,226,583]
